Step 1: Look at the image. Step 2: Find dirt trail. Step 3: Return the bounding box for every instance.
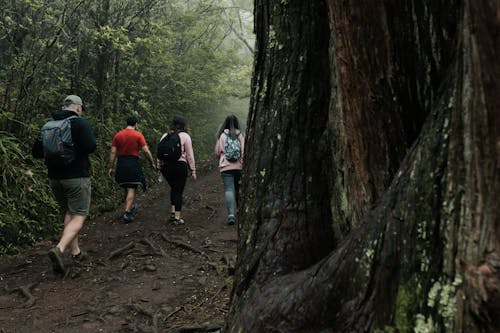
[0,166,236,333]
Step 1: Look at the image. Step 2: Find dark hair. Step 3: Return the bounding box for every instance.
[217,114,240,139]
[127,116,138,126]
[170,115,188,133]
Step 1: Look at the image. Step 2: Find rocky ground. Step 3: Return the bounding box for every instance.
[0,165,236,333]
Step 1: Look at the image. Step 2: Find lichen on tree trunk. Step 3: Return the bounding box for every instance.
[233,0,334,294]
[226,0,499,332]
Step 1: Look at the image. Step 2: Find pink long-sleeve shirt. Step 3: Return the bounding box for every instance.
[214,129,244,172]
[158,131,196,172]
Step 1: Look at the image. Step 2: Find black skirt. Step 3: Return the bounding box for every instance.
[115,156,144,187]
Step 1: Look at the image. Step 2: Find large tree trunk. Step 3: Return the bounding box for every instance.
[226,0,499,332]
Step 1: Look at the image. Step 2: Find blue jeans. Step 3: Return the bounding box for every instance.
[221,171,241,218]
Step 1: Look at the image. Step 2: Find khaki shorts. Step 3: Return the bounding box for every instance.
[49,177,91,216]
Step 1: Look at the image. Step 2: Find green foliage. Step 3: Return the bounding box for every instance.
[373,327,397,333]
[0,0,253,253]
[0,133,59,254]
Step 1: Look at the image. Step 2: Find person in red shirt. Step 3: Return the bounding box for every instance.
[108,116,156,222]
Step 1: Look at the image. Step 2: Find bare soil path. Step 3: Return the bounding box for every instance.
[0,165,236,333]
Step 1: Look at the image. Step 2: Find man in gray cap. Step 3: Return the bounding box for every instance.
[32,94,96,275]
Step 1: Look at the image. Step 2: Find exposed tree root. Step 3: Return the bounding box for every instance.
[165,306,185,320]
[108,241,135,260]
[160,233,210,259]
[12,282,37,308]
[140,238,166,257]
[170,323,222,333]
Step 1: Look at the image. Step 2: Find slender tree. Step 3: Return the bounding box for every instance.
[226,0,499,332]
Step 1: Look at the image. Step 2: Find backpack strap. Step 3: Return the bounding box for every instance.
[175,131,184,153]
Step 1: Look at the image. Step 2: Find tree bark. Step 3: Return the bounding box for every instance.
[233,0,334,290]
[226,0,499,332]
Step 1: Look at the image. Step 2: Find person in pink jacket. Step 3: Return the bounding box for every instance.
[158,115,196,225]
[214,114,244,225]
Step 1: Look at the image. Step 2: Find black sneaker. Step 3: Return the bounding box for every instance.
[131,203,139,216]
[72,250,89,263]
[228,216,236,225]
[169,212,175,222]
[123,212,135,223]
[48,247,66,274]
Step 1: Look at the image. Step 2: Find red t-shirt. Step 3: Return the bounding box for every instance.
[112,129,146,157]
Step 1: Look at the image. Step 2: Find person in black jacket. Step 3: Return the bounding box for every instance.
[32,95,96,275]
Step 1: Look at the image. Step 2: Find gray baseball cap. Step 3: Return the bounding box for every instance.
[63,95,83,106]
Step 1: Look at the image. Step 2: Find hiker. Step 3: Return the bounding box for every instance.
[157,115,196,225]
[214,114,244,225]
[32,95,97,274]
[108,116,156,222]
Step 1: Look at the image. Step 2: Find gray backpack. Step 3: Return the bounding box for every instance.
[40,116,77,166]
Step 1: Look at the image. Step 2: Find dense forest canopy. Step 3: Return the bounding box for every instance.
[0,0,254,253]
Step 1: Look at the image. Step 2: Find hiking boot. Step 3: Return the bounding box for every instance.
[131,203,139,216]
[48,247,66,274]
[72,250,89,263]
[228,215,236,225]
[173,218,185,225]
[123,212,135,223]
